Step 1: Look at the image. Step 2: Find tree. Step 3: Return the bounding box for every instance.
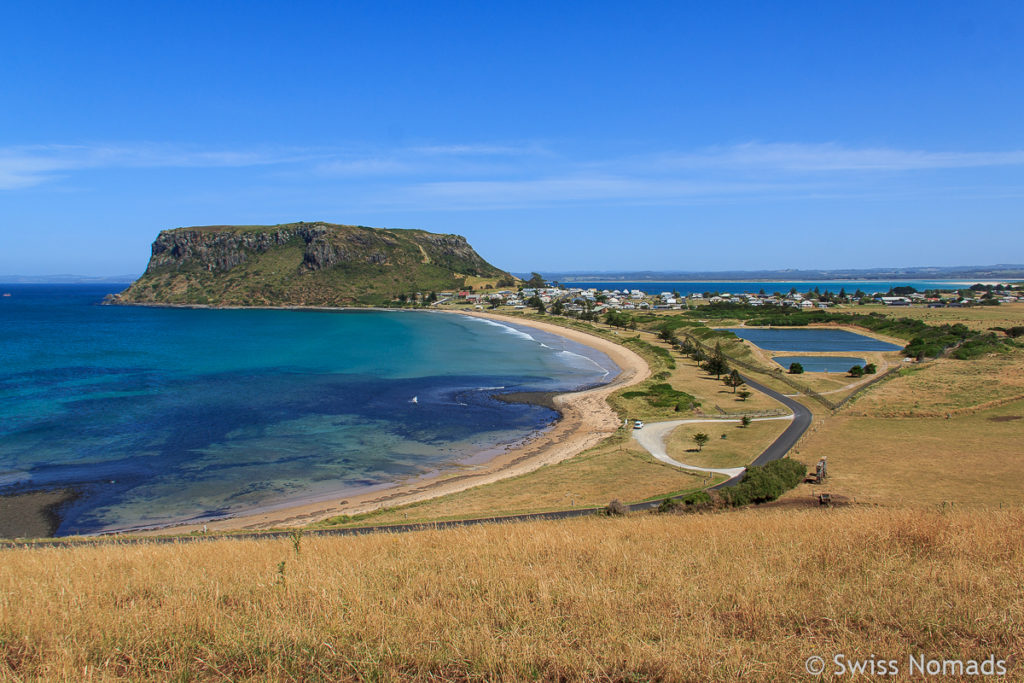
[724,369,744,393]
[741,415,752,428]
[527,295,546,313]
[703,356,729,378]
[692,432,709,451]
[737,389,752,401]
[848,365,865,378]
[551,300,565,316]
[789,362,804,374]
[863,363,877,374]
[526,272,546,288]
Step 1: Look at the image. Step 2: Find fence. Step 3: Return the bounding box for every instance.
[673,332,916,413]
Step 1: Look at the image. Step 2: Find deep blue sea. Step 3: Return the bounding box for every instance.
[563,280,983,295]
[0,285,617,535]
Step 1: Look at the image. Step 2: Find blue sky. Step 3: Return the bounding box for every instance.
[1,1,1022,276]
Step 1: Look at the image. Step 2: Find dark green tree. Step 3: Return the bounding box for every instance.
[703,356,730,378]
[789,362,804,374]
[692,432,709,451]
[724,369,744,393]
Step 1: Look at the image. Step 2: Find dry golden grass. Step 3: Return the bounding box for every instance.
[858,302,1024,332]
[319,432,715,527]
[665,418,790,469]
[2,507,1021,681]
[792,399,1024,506]
[847,350,1024,417]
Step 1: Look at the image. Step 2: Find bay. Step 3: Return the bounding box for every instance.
[0,285,617,535]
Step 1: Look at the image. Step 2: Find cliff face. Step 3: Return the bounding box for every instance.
[119,223,511,306]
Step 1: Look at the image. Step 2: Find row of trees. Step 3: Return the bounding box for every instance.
[659,330,753,401]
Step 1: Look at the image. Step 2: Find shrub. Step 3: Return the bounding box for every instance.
[621,383,698,411]
[657,491,712,514]
[604,499,627,516]
[681,491,711,506]
[789,362,804,374]
[719,459,806,507]
[849,365,865,378]
[864,363,877,374]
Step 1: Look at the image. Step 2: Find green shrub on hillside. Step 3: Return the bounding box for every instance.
[719,459,806,507]
[621,383,699,411]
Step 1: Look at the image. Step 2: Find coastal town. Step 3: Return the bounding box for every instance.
[438,282,1024,313]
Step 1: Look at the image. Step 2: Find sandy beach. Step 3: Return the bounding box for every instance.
[134,311,649,535]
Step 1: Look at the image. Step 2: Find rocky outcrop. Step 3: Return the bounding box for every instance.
[119,222,511,306]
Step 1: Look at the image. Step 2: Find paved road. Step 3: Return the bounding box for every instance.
[632,415,794,480]
[738,375,813,468]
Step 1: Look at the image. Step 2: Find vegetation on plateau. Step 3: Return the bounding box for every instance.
[118,222,513,306]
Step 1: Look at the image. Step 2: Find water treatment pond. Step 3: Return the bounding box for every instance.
[722,328,902,352]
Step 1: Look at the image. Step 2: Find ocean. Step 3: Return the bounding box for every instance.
[561,280,987,295]
[0,285,617,535]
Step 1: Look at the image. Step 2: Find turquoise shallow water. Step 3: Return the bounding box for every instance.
[0,285,617,535]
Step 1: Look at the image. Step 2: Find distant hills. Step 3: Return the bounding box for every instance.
[0,274,138,284]
[116,222,512,306]
[538,264,1024,282]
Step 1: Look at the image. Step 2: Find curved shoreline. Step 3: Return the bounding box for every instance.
[131,311,650,536]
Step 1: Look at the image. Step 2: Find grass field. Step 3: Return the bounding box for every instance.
[2,507,1020,681]
[664,417,791,469]
[846,349,1024,416]
[793,398,1024,506]
[858,302,1024,332]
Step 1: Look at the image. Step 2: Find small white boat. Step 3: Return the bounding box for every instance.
[410,396,418,404]
[2,293,10,297]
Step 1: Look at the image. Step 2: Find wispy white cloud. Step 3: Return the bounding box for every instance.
[402,176,799,209]
[3,140,1023,211]
[0,143,315,190]
[646,142,1024,172]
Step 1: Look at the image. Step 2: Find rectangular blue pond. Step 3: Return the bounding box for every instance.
[772,356,866,373]
[722,328,902,352]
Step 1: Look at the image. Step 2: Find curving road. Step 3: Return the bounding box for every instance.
[632,415,794,480]
[631,373,813,488]
[738,375,813,468]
